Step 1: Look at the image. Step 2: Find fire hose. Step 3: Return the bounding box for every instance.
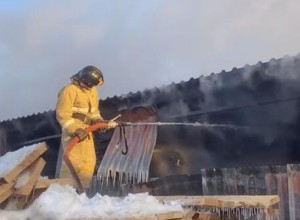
[63,121,116,193]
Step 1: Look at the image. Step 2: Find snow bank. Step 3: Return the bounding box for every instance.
[1,184,183,220]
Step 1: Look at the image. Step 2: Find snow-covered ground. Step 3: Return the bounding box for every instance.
[0,144,183,220]
[1,184,183,220]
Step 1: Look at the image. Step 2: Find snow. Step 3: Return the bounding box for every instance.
[14,171,30,189]
[0,144,183,220]
[0,144,40,178]
[1,185,183,220]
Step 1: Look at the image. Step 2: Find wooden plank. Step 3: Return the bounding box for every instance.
[210,200,237,209]
[0,187,14,204]
[8,187,47,210]
[182,210,197,220]
[15,196,29,209]
[0,182,14,196]
[14,157,45,197]
[67,217,157,220]
[124,217,157,220]
[26,188,48,208]
[34,178,74,190]
[157,195,279,215]
[0,143,47,183]
[158,195,279,208]
[202,198,222,207]
[155,211,183,220]
[194,213,221,220]
[182,210,221,220]
[66,211,184,220]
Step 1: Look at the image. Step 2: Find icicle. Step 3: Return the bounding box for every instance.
[106,171,109,186]
[119,172,122,185]
[142,171,147,182]
[127,172,130,184]
[137,172,141,183]
[112,171,116,187]
[141,171,144,183]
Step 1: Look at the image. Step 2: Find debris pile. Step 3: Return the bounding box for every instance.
[0,143,73,209]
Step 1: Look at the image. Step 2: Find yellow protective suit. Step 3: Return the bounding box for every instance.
[56,83,103,188]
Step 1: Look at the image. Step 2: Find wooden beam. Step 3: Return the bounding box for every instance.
[155,211,183,220]
[157,195,279,216]
[123,217,157,220]
[14,157,45,197]
[0,143,47,183]
[0,182,14,196]
[191,213,221,220]
[157,195,279,208]
[66,211,184,220]
[0,187,14,204]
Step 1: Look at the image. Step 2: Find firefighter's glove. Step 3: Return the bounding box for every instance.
[96,121,117,133]
[91,118,104,125]
[91,118,109,133]
[108,121,118,129]
[74,128,88,141]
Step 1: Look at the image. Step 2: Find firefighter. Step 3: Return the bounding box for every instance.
[56,65,117,189]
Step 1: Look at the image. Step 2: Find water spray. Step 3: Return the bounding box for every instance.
[111,114,247,130]
[118,121,246,130]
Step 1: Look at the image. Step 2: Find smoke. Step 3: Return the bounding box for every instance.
[137,54,300,175]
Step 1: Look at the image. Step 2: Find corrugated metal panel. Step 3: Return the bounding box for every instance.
[96,107,157,195]
[287,164,300,220]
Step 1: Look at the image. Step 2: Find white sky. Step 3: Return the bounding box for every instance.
[1,0,300,120]
[0,144,183,220]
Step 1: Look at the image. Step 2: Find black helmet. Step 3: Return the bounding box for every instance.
[73,66,104,88]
